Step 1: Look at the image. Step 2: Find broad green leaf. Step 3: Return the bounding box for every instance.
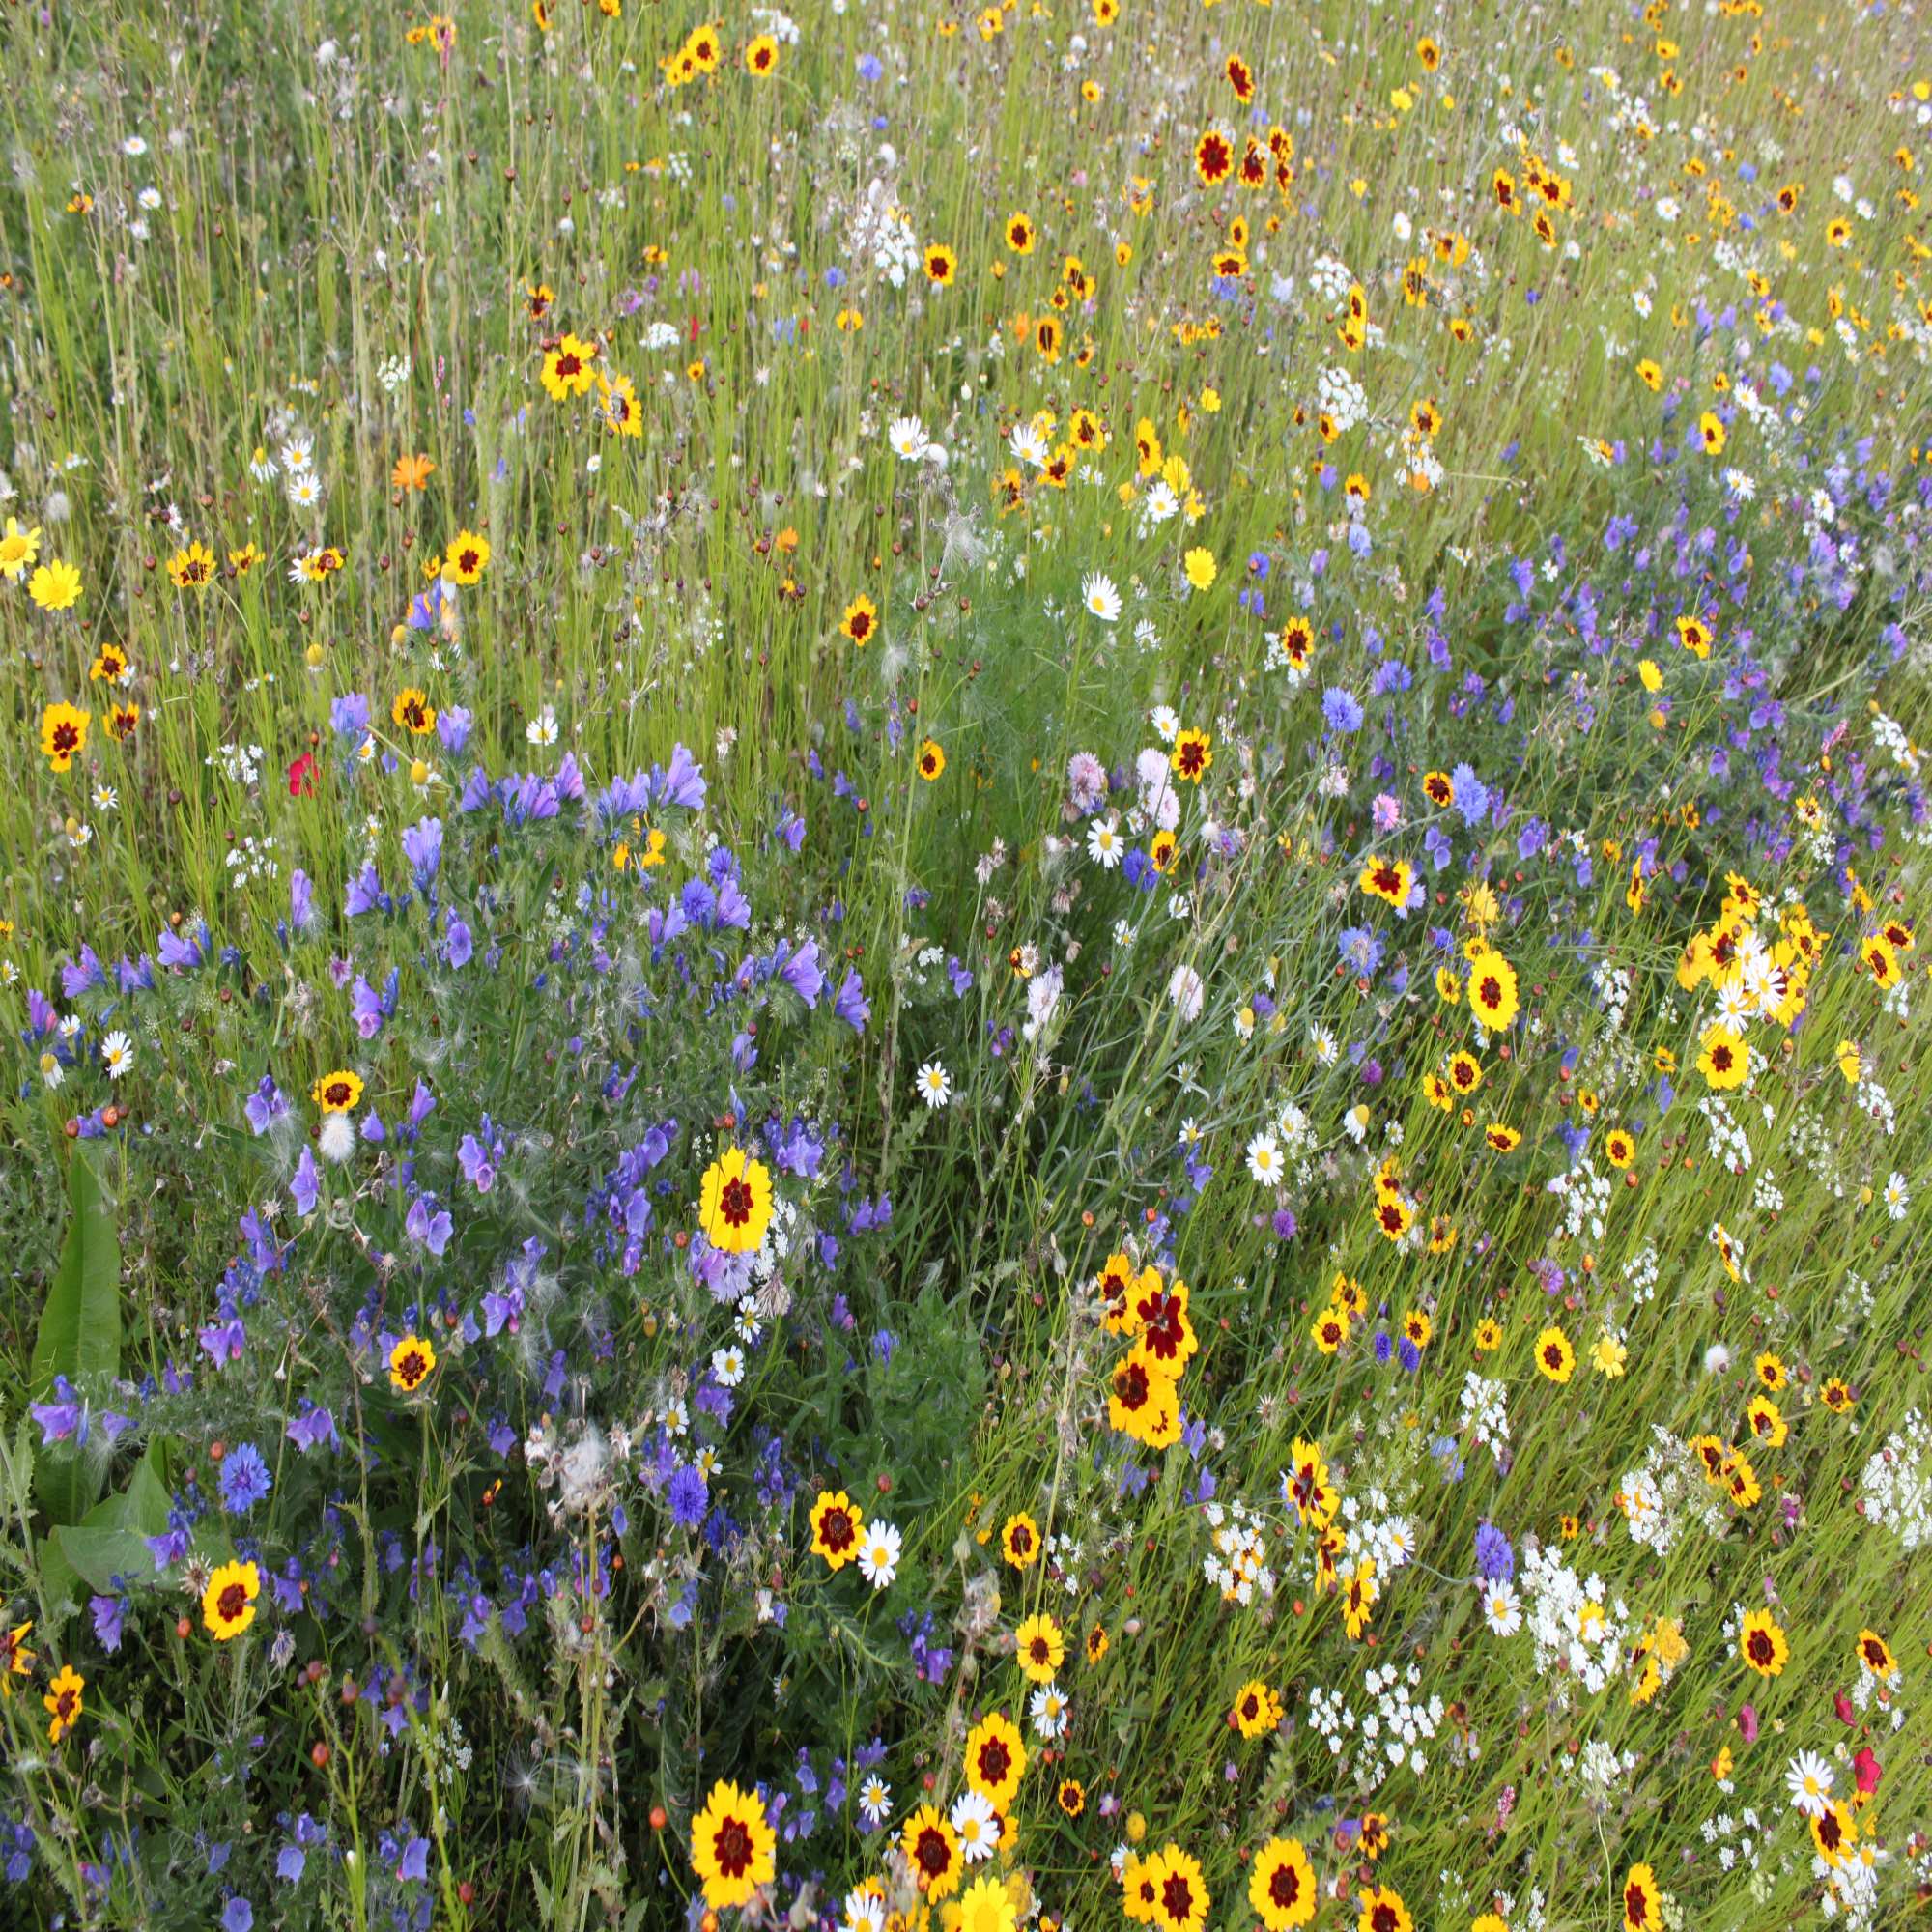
[30,1150,124,1526]
[36,1532,80,1617]
[30,1148,122,1393]
[53,1522,155,1596]
[50,1443,174,1592]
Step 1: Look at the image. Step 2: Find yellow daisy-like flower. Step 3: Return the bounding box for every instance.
[689,1777,776,1909]
[311,1069,363,1114]
[698,1144,774,1254]
[28,557,83,611]
[1249,1835,1318,1929]
[964,1709,1027,1808]
[1015,1611,1065,1683]
[443,528,491,584]
[541,332,598,400]
[203,1558,262,1641]
[40,702,91,773]
[43,1663,85,1742]
[0,516,43,580]
[809,1489,862,1570]
[1534,1326,1577,1383]
[167,540,217,590]
[388,1334,438,1394]
[1738,1607,1789,1677]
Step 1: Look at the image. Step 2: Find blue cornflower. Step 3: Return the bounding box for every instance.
[218,1442,272,1516]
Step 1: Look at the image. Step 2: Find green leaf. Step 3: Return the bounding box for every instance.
[29,1149,123,1526]
[51,1446,172,1594]
[30,1148,122,1393]
[36,1533,80,1616]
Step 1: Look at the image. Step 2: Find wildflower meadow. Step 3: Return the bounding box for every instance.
[4,1,1932,1929]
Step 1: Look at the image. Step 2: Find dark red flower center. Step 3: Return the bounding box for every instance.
[713,1814,753,1877]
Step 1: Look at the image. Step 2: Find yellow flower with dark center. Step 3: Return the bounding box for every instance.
[900,1804,962,1899]
[809,1489,861,1569]
[1622,1862,1662,1932]
[1148,1846,1210,1932]
[203,1559,261,1640]
[690,1777,776,1909]
[1738,1607,1788,1676]
[1168,728,1212,783]
[1015,1611,1065,1683]
[698,1144,774,1254]
[392,687,438,735]
[1535,1326,1577,1383]
[1231,1677,1282,1738]
[167,540,216,590]
[1356,1885,1412,1932]
[40,702,90,772]
[1696,1022,1749,1091]
[1249,1836,1317,1929]
[839,594,878,646]
[1358,854,1414,909]
[312,1069,363,1114]
[543,333,599,400]
[1466,949,1520,1027]
[444,528,491,585]
[388,1333,438,1394]
[43,1663,85,1742]
[1000,1512,1040,1570]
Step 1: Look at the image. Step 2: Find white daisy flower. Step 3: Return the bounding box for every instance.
[1087,817,1124,869]
[1028,1682,1070,1739]
[950,1788,999,1863]
[1787,1750,1834,1817]
[1482,1579,1522,1636]
[857,1519,900,1591]
[914,1062,952,1110]
[100,1030,134,1079]
[887,415,929,461]
[1082,571,1122,622]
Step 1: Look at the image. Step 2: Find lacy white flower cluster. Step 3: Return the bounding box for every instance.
[1859,1409,1932,1553]
[1305,1662,1445,1789]
[1615,1427,1728,1557]
[1520,1544,1633,1696]
[1546,1155,1609,1242]
[1696,1094,1754,1174]
[847,180,920,287]
[1315,363,1367,434]
[1459,1370,1510,1457]
[1202,1497,1276,1605]
[1589,959,1633,1030]
[1306,252,1357,307]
